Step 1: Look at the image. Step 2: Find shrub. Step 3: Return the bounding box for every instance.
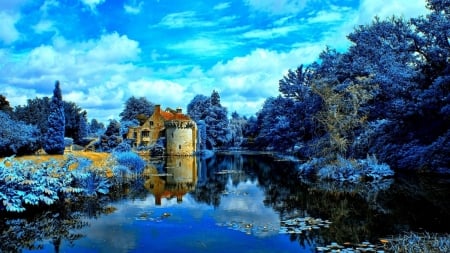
[0,112,41,157]
[0,156,111,212]
[112,151,145,174]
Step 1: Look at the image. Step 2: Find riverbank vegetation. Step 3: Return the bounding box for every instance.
[1,1,447,178]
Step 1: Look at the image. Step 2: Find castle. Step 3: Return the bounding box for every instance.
[126,105,197,155]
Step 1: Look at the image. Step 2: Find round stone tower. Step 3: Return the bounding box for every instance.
[165,108,197,155]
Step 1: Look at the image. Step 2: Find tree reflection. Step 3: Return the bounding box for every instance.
[191,153,449,246]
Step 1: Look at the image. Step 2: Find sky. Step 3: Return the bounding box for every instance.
[0,0,429,124]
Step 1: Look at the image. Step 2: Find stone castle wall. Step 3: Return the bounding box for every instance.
[165,120,197,155]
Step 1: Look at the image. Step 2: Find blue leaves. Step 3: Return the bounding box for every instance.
[112,151,145,174]
[0,111,41,156]
[0,155,112,212]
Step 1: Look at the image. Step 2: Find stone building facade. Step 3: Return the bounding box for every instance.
[126,105,197,155]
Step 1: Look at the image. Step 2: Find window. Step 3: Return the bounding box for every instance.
[142,131,150,137]
[150,121,154,126]
[179,145,181,149]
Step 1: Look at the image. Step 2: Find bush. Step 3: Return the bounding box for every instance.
[112,152,145,174]
[0,112,41,157]
[0,156,111,212]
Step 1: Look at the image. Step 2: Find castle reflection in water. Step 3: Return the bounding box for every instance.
[143,156,206,205]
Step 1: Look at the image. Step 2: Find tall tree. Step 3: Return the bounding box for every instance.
[119,96,154,122]
[187,91,231,149]
[44,81,65,154]
[187,94,210,122]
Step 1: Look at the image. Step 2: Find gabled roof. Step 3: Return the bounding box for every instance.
[156,106,191,121]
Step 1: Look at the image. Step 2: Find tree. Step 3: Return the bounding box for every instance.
[187,92,231,149]
[0,111,41,156]
[44,81,66,155]
[279,65,314,100]
[210,90,221,106]
[77,111,89,143]
[89,119,105,136]
[187,94,210,122]
[0,94,13,115]
[14,97,51,134]
[14,97,88,144]
[119,96,154,122]
[97,119,122,152]
[229,112,247,148]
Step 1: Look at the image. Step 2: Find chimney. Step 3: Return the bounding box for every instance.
[155,105,161,114]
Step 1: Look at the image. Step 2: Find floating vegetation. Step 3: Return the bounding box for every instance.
[135,211,171,222]
[216,220,279,236]
[221,190,249,196]
[316,241,385,252]
[215,170,243,175]
[279,216,332,234]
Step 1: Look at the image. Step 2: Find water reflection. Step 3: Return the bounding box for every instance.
[1,153,449,253]
[144,156,197,205]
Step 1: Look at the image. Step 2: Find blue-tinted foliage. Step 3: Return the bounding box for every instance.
[119,96,154,122]
[187,91,231,149]
[0,111,41,157]
[96,120,122,152]
[0,155,111,212]
[44,81,65,155]
[112,151,145,174]
[119,119,139,137]
[89,119,105,136]
[252,1,449,173]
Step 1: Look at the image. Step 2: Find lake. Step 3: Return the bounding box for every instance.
[1,153,449,252]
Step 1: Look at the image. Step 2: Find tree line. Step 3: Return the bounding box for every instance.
[1,0,448,173]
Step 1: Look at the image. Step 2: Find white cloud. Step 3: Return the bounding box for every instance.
[307,10,343,24]
[80,0,106,12]
[242,25,299,39]
[40,0,59,14]
[244,0,308,15]
[358,0,428,25]
[124,0,143,15]
[33,20,56,34]
[213,2,231,10]
[86,32,141,62]
[156,11,217,29]
[0,32,144,123]
[207,45,323,116]
[0,12,20,44]
[168,37,230,56]
[127,79,189,109]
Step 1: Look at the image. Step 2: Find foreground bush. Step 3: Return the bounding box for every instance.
[0,156,110,212]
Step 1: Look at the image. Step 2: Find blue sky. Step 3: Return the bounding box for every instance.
[1,0,428,123]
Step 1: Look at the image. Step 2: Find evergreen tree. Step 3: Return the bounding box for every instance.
[210,90,221,106]
[44,81,65,155]
[77,111,89,143]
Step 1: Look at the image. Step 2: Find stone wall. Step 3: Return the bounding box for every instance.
[165,120,197,155]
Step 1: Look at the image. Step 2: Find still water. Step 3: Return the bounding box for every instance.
[1,153,449,252]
